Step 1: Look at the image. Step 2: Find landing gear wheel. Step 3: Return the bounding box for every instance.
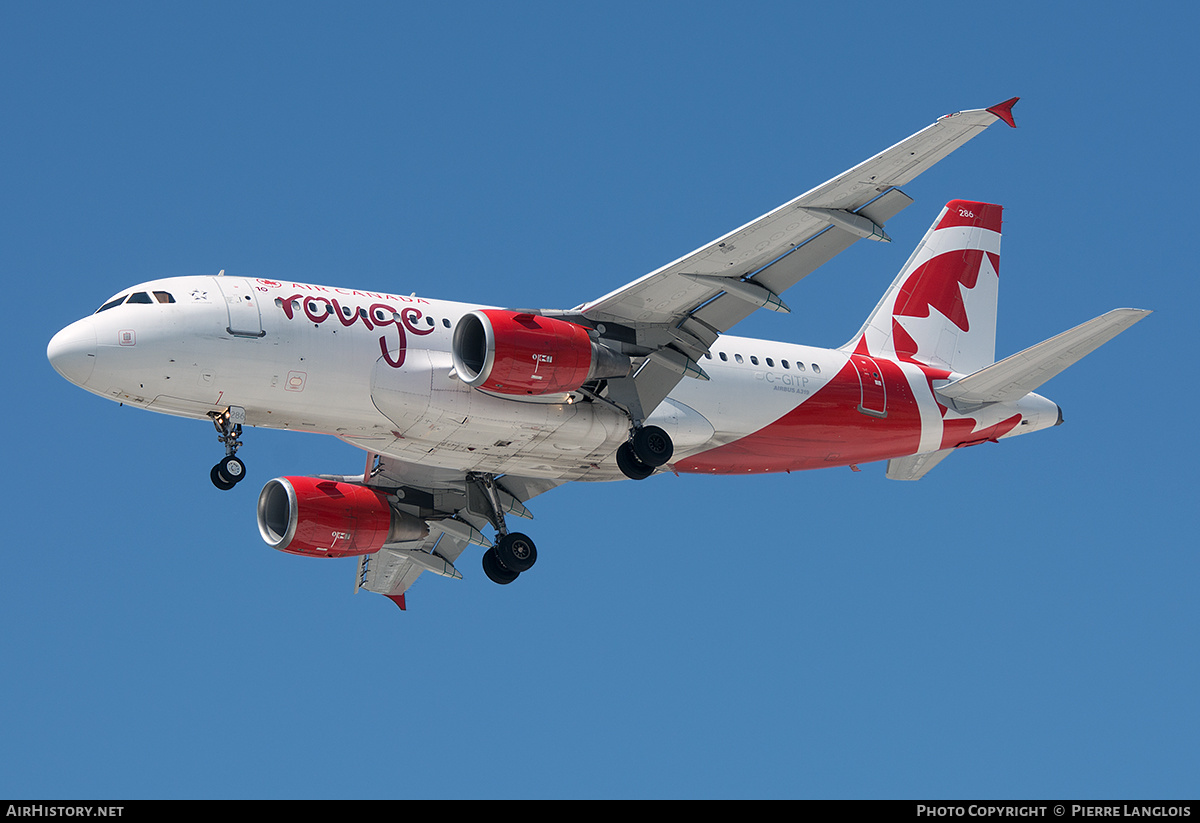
[217,455,246,484]
[616,441,654,481]
[495,532,537,573]
[210,464,237,491]
[632,425,673,467]
[482,548,520,585]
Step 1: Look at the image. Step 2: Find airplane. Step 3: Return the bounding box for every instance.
[46,98,1150,610]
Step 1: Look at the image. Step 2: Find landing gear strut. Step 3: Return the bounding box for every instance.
[469,472,539,585]
[576,382,674,481]
[208,406,247,491]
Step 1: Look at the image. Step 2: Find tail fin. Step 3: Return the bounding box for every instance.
[844,200,1002,375]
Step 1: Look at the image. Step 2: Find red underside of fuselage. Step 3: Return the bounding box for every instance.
[673,357,1020,474]
[675,358,923,474]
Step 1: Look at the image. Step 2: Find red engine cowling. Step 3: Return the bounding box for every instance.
[256,477,428,558]
[451,309,630,396]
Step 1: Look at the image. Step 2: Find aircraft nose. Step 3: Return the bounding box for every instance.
[47,317,97,386]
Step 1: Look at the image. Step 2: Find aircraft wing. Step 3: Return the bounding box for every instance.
[356,531,469,609]
[571,99,1019,421]
[350,451,563,608]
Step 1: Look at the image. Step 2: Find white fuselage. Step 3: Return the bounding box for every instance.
[48,275,1061,482]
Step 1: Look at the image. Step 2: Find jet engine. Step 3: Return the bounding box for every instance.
[451,309,630,396]
[257,476,428,558]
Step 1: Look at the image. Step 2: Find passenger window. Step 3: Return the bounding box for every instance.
[703,352,711,359]
[442,318,451,328]
[781,359,789,369]
[734,354,744,364]
[766,358,774,367]
[812,363,821,374]
[719,352,728,361]
[750,356,759,366]
[796,361,805,372]
[153,291,175,304]
[426,316,435,326]
[126,292,152,304]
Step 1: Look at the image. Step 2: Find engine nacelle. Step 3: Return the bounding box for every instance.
[451,309,630,396]
[257,476,429,558]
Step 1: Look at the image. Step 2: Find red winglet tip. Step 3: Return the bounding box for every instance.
[386,594,407,611]
[986,97,1019,128]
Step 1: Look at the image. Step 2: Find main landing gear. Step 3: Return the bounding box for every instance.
[208,406,248,491]
[616,424,673,481]
[469,472,540,586]
[482,532,538,586]
[576,381,674,480]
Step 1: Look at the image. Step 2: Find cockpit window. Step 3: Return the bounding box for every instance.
[95,295,128,313]
[94,290,175,314]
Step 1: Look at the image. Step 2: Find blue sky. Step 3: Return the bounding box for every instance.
[4,1,1196,799]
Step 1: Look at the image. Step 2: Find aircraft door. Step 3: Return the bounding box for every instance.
[849,353,887,418]
[213,277,264,337]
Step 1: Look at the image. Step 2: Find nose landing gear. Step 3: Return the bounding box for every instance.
[208,406,247,490]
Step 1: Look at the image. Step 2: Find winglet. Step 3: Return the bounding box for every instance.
[986,97,1019,128]
[386,593,407,611]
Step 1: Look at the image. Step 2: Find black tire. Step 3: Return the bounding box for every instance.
[210,464,236,491]
[217,455,246,484]
[616,441,654,481]
[632,425,673,467]
[482,548,520,585]
[495,532,537,573]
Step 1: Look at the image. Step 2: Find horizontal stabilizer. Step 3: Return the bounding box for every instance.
[886,449,954,481]
[936,308,1151,405]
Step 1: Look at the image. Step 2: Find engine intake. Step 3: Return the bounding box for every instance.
[452,309,630,396]
[257,476,428,558]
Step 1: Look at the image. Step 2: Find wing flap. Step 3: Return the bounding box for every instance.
[692,188,918,333]
[356,532,463,596]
